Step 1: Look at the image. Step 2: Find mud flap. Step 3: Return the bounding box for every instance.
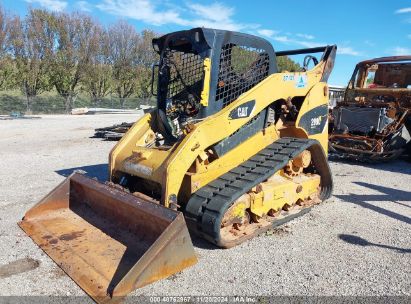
[18,173,197,303]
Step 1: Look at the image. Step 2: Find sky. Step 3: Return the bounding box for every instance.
[2,0,411,86]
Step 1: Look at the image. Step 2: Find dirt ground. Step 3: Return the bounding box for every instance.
[0,114,410,300]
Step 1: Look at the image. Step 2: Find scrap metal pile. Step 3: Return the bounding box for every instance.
[93,122,133,140]
[329,56,411,161]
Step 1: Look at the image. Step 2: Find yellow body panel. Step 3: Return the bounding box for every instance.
[295,83,329,153]
[200,58,211,107]
[109,112,154,176]
[249,173,321,217]
[109,60,330,208]
[121,147,170,183]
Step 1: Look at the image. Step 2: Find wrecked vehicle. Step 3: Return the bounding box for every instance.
[329,56,411,161]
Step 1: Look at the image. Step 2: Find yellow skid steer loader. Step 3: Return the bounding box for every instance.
[19,28,336,303]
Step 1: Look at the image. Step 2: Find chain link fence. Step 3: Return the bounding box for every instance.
[0,91,156,115]
[1,88,345,115]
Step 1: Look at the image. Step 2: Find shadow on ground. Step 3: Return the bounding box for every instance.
[190,235,219,250]
[55,164,108,181]
[335,181,411,225]
[339,234,411,253]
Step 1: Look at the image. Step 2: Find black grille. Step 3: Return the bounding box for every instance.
[165,50,204,100]
[216,44,270,108]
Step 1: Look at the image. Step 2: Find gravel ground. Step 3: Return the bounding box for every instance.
[0,115,410,300]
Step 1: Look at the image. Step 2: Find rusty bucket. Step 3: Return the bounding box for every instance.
[18,173,197,303]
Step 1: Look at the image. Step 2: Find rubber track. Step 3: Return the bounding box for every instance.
[184,137,332,247]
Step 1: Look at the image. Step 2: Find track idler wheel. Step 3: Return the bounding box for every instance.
[284,150,311,176]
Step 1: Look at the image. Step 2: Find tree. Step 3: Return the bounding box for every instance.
[81,25,112,106]
[0,6,6,55]
[134,29,158,104]
[9,9,55,112]
[277,56,301,72]
[108,20,141,108]
[0,5,14,90]
[52,12,98,112]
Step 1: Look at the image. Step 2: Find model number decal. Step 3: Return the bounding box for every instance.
[310,116,322,128]
[298,104,328,135]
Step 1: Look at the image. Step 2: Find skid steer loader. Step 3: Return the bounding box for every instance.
[19,28,336,303]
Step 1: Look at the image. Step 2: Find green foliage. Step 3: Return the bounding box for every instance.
[108,20,140,107]
[0,57,16,90]
[277,56,301,72]
[81,27,112,105]
[51,12,101,112]
[0,3,303,114]
[8,9,56,111]
[224,46,301,75]
[0,5,161,113]
[230,45,261,74]
[0,5,14,90]
[134,30,158,102]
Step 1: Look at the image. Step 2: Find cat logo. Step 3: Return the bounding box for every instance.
[237,107,248,117]
[229,100,255,119]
